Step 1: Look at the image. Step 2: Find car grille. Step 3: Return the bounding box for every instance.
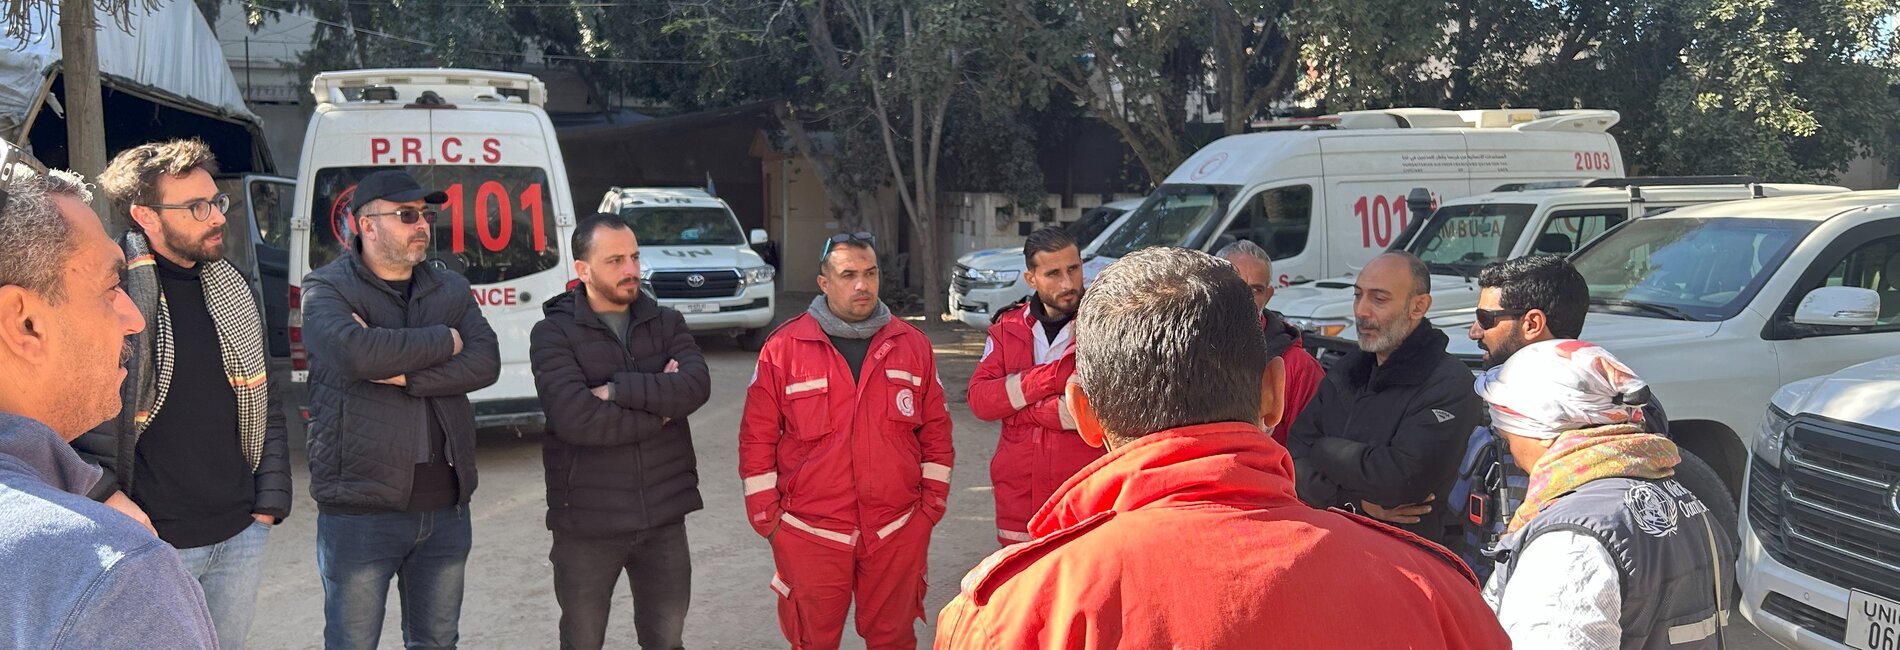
[1747,455,1788,557]
[1761,592,1847,641]
[1771,418,1900,601]
[951,265,974,294]
[648,270,741,299]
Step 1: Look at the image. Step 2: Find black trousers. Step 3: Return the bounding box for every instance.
[549,521,692,650]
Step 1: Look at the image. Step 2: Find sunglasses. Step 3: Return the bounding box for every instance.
[140,193,232,222]
[819,231,876,262]
[1474,308,1530,330]
[360,207,439,225]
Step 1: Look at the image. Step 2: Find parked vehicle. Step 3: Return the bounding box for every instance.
[1083,107,1625,286]
[948,197,1141,328]
[1275,177,1849,337]
[597,187,777,349]
[1434,191,1900,500]
[1740,353,1899,650]
[288,69,579,431]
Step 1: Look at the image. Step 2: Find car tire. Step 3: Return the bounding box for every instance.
[739,326,770,352]
[1675,448,1741,602]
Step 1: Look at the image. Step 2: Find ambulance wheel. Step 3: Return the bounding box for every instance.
[739,327,770,351]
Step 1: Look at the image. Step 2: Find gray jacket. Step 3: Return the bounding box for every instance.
[1494,477,1733,649]
[0,413,216,649]
[302,251,500,511]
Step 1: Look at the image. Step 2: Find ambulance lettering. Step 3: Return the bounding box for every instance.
[471,287,518,307]
[1353,192,1440,249]
[368,137,504,165]
[1573,151,1614,171]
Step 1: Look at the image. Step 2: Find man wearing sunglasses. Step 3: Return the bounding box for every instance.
[301,169,501,649]
[71,139,288,650]
[740,231,955,649]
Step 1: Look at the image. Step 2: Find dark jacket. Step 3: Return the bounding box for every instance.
[530,287,710,536]
[301,251,500,511]
[1287,320,1482,546]
[72,254,291,522]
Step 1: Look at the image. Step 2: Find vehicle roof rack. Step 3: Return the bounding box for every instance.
[1494,180,1590,192]
[1584,175,1760,188]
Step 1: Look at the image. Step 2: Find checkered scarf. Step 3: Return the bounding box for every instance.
[123,232,268,470]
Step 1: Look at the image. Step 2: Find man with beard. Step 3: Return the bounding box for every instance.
[1287,252,1481,546]
[70,139,289,650]
[968,227,1098,546]
[740,233,954,649]
[530,214,710,649]
[0,161,216,649]
[1215,240,1322,445]
[301,169,500,649]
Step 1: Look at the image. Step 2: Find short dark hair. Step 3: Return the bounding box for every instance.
[821,239,875,275]
[1479,254,1589,337]
[1023,226,1077,270]
[1387,251,1430,296]
[98,138,218,229]
[572,212,631,261]
[1075,247,1264,439]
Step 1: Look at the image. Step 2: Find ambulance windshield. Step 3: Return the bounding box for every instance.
[307,165,560,285]
[1093,184,1238,259]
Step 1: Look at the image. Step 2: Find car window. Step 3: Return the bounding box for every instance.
[1094,184,1237,258]
[1573,217,1814,321]
[1215,184,1313,259]
[309,165,560,285]
[1068,208,1121,248]
[1817,235,1900,327]
[1410,203,1537,272]
[1535,208,1627,256]
[250,179,295,249]
[620,206,744,246]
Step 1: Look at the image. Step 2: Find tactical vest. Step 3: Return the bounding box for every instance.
[1494,477,1733,649]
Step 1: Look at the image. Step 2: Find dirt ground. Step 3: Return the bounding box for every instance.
[247,314,1784,649]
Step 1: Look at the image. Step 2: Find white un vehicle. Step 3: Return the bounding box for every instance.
[597,187,776,349]
[1742,353,1900,650]
[288,69,579,430]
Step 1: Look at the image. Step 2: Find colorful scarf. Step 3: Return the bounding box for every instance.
[1509,423,1679,533]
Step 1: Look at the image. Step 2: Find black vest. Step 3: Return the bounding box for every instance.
[1496,477,1733,649]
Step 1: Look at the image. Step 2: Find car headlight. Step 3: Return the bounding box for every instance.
[1287,317,1350,338]
[962,267,1020,286]
[743,265,776,287]
[1755,405,1793,468]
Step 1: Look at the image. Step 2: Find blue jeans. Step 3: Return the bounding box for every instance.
[317,505,473,650]
[173,518,272,650]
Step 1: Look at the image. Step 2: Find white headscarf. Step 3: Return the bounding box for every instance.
[1473,339,1648,440]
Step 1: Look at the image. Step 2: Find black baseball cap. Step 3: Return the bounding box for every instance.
[351,169,447,214]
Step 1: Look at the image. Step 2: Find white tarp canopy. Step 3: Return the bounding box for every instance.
[0,0,258,135]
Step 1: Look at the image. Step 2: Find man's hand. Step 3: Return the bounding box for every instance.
[105,491,156,537]
[664,359,680,374]
[252,513,277,526]
[451,328,464,356]
[591,384,612,401]
[373,375,407,386]
[1360,494,1435,525]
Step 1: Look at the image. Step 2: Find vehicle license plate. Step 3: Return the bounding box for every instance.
[1848,590,1900,650]
[677,302,719,314]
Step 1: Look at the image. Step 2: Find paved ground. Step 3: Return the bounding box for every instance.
[248,315,1787,649]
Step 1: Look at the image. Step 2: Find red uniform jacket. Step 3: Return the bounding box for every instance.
[1274,325,1325,445]
[739,314,954,552]
[934,423,1512,649]
[967,303,1100,545]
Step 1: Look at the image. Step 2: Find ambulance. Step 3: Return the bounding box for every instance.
[1084,108,1626,286]
[287,69,578,430]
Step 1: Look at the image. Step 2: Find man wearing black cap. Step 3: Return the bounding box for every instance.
[301,169,501,649]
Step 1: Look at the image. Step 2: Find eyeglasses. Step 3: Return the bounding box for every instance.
[1474,308,1530,329]
[360,207,438,225]
[819,231,876,262]
[140,193,231,222]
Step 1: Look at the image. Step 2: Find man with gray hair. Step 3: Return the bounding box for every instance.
[1214,240,1322,444]
[0,155,217,648]
[1287,251,1481,546]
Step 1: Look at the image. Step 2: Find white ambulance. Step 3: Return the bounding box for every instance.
[597,187,777,349]
[287,69,577,430]
[1083,108,1625,285]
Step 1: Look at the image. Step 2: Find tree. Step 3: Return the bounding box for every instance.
[2,0,157,221]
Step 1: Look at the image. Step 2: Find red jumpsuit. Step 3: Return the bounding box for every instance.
[739,314,954,649]
[967,303,1100,546]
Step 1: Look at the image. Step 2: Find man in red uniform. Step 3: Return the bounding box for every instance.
[1216,239,1322,445]
[740,232,954,650]
[968,227,1098,546]
[934,248,1511,649]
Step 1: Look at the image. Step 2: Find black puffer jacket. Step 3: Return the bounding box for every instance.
[530,287,710,536]
[301,252,499,511]
[1287,320,1482,546]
